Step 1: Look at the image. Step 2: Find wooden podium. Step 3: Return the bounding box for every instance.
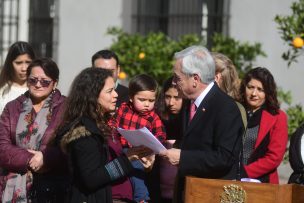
[185,176,304,203]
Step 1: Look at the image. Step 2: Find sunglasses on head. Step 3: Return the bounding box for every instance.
[28,77,53,87]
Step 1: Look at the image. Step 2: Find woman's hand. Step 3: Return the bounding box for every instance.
[28,149,44,172]
[125,146,153,161]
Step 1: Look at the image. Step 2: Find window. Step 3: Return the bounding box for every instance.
[28,0,58,58]
[0,0,59,64]
[132,0,229,48]
[0,0,20,64]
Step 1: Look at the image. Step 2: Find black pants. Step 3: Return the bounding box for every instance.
[30,174,70,203]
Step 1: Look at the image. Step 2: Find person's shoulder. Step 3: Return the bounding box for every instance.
[52,89,66,104]
[291,123,304,141]
[277,109,287,117]
[150,110,161,119]
[209,83,228,99]
[60,123,94,151]
[0,84,7,96]
[263,109,287,120]
[118,102,132,112]
[116,83,129,93]
[143,110,162,124]
[211,85,237,107]
[4,93,27,109]
[60,117,102,144]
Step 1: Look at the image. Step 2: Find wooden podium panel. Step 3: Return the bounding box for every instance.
[185,177,304,203]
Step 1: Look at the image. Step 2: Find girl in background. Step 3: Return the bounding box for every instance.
[0,41,35,114]
[156,76,184,203]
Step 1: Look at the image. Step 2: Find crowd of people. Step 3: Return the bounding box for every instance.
[0,41,300,203]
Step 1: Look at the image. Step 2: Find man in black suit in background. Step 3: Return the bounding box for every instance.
[92,50,129,108]
[160,46,244,203]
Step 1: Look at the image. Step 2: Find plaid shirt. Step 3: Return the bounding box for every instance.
[110,102,166,147]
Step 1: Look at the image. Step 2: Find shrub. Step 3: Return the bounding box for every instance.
[107,27,265,83]
[275,0,304,66]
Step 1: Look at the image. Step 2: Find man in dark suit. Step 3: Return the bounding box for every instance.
[160,46,243,203]
[92,50,129,108]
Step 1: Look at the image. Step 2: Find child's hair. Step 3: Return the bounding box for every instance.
[128,74,158,98]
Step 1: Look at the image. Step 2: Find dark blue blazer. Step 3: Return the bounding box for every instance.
[176,84,244,202]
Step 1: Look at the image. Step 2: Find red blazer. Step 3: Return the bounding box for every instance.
[244,109,288,183]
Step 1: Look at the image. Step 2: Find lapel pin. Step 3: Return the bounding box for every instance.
[202,108,206,112]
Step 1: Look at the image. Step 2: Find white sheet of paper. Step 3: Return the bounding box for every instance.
[117,127,167,154]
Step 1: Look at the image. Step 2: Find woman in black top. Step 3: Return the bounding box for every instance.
[288,123,304,185]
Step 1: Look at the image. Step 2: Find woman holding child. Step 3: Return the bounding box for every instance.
[58,68,152,203]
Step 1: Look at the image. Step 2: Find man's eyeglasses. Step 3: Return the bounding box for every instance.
[28,77,53,88]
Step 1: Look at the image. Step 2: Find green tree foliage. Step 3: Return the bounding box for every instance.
[107,27,203,85]
[277,88,304,136]
[107,27,264,83]
[210,34,304,136]
[211,33,266,78]
[275,0,304,136]
[108,28,304,134]
[275,0,304,66]
[287,105,304,135]
[107,27,303,137]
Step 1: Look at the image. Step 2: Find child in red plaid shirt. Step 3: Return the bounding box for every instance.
[110,74,166,203]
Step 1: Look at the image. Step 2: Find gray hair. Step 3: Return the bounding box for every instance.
[174,45,215,84]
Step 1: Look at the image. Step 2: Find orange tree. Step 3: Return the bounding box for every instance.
[275,0,304,66]
[108,27,304,136]
[107,27,264,84]
[275,0,304,136]
[107,27,202,85]
[210,33,265,78]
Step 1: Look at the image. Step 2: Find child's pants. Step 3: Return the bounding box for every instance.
[131,159,150,202]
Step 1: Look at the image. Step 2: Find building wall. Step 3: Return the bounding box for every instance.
[57,0,303,108]
[19,0,30,41]
[230,0,304,106]
[57,0,132,95]
[230,0,303,183]
[50,0,301,183]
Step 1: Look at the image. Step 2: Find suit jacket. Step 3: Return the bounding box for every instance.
[115,83,129,108]
[176,84,243,203]
[288,123,304,184]
[244,109,288,184]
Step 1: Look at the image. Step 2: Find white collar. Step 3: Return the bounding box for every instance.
[193,82,214,107]
[115,80,119,89]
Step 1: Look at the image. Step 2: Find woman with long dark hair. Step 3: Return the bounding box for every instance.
[155,76,184,203]
[0,41,36,114]
[240,67,288,183]
[58,68,150,203]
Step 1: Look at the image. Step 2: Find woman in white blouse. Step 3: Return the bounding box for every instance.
[0,41,36,114]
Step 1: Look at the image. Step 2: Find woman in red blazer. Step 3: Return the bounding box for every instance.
[239,67,288,184]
